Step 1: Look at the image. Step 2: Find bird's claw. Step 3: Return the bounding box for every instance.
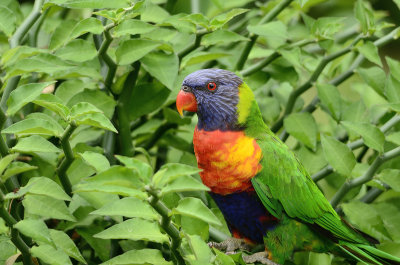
[242,251,279,265]
[208,237,253,253]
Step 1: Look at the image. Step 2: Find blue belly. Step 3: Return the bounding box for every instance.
[210,191,278,243]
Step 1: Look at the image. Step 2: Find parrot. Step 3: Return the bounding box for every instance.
[175,68,400,265]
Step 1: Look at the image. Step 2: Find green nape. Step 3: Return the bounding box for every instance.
[236,82,273,137]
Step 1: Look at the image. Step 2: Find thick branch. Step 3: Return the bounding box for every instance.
[235,0,293,70]
[330,146,400,208]
[302,27,400,115]
[56,124,77,197]
[9,0,44,48]
[147,189,184,265]
[312,115,400,182]
[0,190,33,265]
[98,25,117,92]
[271,36,362,133]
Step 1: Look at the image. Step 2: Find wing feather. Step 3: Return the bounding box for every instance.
[252,133,368,244]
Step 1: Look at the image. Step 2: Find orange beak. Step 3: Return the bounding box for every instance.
[176,90,197,117]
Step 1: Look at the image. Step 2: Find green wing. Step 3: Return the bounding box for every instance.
[252,132,368,244]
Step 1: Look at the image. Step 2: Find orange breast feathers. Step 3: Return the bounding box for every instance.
[193,127,262,195]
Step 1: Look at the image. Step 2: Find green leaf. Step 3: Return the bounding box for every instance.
[354,0,375,35]
[49,19,77,50]
[83,166,143,189]
[341,121,385,153]
[201,29,249,46]
[161,175,209,195]
[358,67,386,97]
[182,13,210,29]
[80,151,110,172]
[311,17,345,39]
[321,134,356,176]
[172,197,222,226]
[0,6,15,37]
[49,229,86,264]
[181,51,230,69]
[247,21,287,47]
[113,19,155,37]
[1,46,45,67]
[342,201,390,242]
[284,113,318,150]
[23,194,75,221]
[115,39,160,65]
[5,54,73,79]
[387,131,400,145]
[33,94,70,120]
[74,183,147,198]
[152,163,201,188]
[5,177,71,201]
[317,83,342,120]
[210,8,248,30]
[378,169,400,192]
[14,219,52,245]
[115,155,153,180]
[31,244,72,265]
[69,102,102,117]
[385,74,400,103]
[49,0,130,9]
[186,234,214,263]
[357,41,382,67]
[69,17,103,40]
[7,81,55,115]
[94,218,168,243]
[101,249,172,265]
[67,89,116,118]
[162,14,197,34]
[386,57,400,81]
[141,1,170,23]
[0,154,19,176]
[91,197,158,220]
[55,39,97,62]
[125,82,170,120]
[2,118,64,137]
[73,112,117,132]
[1,162,37,182]
[141,51,179,90]
[12,135,60,153]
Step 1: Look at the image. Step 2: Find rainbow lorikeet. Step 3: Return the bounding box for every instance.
[176,69,400,265]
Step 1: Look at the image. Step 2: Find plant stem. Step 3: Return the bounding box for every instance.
[312,115,400,182]
[240,52,280,77]
[147,189,184,265]
[302,27,400,116]
[9,0,44,48]
[56,124,77,197]
[330,146,400,208]
[235,0,293,70]
[115,63,140,157]
[271,36,362,133]
[0,76,21,112]
[0,190,33,265]
[98,25,117,92]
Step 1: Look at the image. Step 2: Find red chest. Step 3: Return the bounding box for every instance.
[193,127,262,195]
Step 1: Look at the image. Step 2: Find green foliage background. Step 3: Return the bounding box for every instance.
[0,0,400,264]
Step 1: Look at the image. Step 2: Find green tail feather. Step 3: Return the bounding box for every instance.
[339,242,400,265]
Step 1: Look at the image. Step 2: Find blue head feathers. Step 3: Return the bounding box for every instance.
[182,69,243,131]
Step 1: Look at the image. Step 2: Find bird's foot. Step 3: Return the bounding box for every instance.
[208,237,253,254]
[242,251,279,265]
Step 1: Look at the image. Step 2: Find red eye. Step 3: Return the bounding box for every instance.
[207,82,217,91]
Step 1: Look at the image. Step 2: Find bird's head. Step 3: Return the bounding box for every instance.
[176,69,254,131]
